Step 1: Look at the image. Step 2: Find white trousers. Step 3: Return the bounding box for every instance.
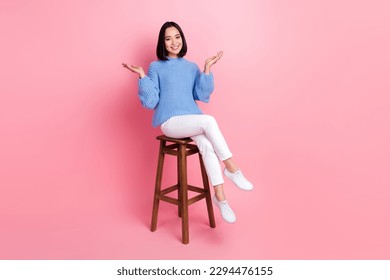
[160,114,233,186]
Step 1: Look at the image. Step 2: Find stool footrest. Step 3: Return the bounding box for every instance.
[159,195,179,205]
[160,184,179,195]
[160,184,206,195]
[159,193,208,206]
[188,193,208,205]
[158,184,209,206]
[187,185,206,193]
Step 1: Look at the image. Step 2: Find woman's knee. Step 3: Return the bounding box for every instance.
[203,115,216,124]
[202,115,219,131]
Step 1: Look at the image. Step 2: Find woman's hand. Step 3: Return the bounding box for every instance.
[122,63,146,78]
[204,51,223,74]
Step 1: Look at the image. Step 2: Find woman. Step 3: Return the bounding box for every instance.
[123,21,253,223]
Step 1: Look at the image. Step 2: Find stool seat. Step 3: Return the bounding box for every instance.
[151,135,216,244]
[156,135,193,145]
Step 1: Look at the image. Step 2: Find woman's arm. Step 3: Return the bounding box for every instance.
[193,51,223,102]
[123,62,159,109]
[194,69,214,102]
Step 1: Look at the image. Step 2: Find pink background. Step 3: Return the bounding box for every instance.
[1,0,389,259]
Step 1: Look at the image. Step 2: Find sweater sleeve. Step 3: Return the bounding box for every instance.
[138,62,160,109]
[193,67,214,103]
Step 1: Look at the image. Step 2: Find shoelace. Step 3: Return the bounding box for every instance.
[232,171,247,184]
[219,202,233,215]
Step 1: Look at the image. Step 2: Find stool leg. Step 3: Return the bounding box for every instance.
[151,140,165,232]
[177,150,182,218]
[178,144,189,244]
[199,153,216,228]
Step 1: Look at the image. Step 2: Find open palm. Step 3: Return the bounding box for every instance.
[204,51,223,73]
[122,63,145,77]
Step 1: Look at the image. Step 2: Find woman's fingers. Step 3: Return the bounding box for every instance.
[131,65,142,71]
[122,63,142,74]
[208,51,223,65]
[122,63,136,72]
[213,51,223,62]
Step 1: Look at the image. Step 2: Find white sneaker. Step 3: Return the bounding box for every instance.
[224,168,253,191]
[212,195,236,223]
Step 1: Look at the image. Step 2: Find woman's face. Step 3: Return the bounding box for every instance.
[164,26,182,58]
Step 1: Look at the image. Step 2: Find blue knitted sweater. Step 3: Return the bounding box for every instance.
[138,57,214,127]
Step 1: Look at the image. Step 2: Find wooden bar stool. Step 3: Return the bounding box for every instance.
[151,135,216,244]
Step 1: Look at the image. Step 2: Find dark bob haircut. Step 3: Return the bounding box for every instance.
[156,21,187,61]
